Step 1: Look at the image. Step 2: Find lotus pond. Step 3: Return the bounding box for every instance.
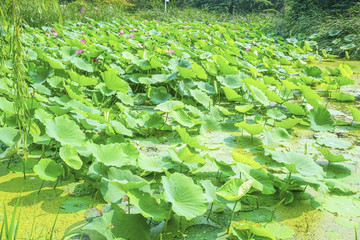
[0,18,359,240]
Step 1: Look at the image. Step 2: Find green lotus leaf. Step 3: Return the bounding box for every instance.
[59,46,77,61]
[173,144,205,164]
[192,62,207,80]
[59,144,83,170]
[266,108,287,120]
[284,102,306,116]
[222,87,244,102]
[45,116,85,146]
[232,152,262,169]
[340,43,356,51]
[334,76,354,86]
[0,127,20,147]
[87,142,139,167]
[235,121,264,135]
[316,137,352,150]
[83,204,151,240]
[138,155,173,172]
[269,150,325,178]
[106,168,151,192]
[200,179,218,203]
[325,179,356,193]
[148,87,171,104]
[250,86,270,106]
[67,70,97,86]
[303,66,322,78]
[347,106,360,121]
[328,29,341,37]
[217,75,242,89]
[71,57,93,72]
[178,66,196,78]
[235,105,254,114]
[0,97,15,114]
[317,196,360,217]
[275,117,301,129]
[216,179,253,202]
[308,107,335,132]
[300,85,322,102]
[339,64,353,77]
[161,173,208,220]
[231,223,276,240]
[33,158,61,181]
[60,197,91,213]
[101,69,129,92]
[332,92,354,102]
[236,163,276,194]
[190,89,212,109]
[344,34,357,42]
[175,127,208,150]
[127,189,170,221]
[155,100,184,113]
[262,222,295,239]
[171,108,195,128]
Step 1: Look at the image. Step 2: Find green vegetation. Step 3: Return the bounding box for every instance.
[1,0,360,239]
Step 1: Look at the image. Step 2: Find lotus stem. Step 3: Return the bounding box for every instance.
[128,197,130,214]
[38,180,45,194]
[207,203,214,221]
[227,200,238,234]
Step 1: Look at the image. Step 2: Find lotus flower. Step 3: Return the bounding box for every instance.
[76,49,84,54]
[80,39,86,44]
[119,30,125,36]
[166,49,175,54]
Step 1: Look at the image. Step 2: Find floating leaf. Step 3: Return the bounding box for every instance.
[347,106,360,121]
[316,138,352,150]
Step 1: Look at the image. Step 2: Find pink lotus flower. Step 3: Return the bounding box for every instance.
[244,29,249,32]
[179,29,183,31]
[81,31,85,35]
[184,21,188,24]
[252,41,257,45]
[119,30,125,36]
[76,49,84,54]
[53,32,58,36]
[76,22,80,26]
[45,33,51,37]
[91,57,99,62]
[233,30,236,32]
[52,28,56,32]
[133,28,138,32]
[155,20,159,22]
[89,24,92,28]
[166,49,175,54]
[80,39,86,44]
[235,26,238,29]
[129,34,134,38]
[129,29,133,32]
[202,30,205,33]
[184,26,189,28]
[146,35,150,37]
[210,33,213,36]
[245,48,251,52]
